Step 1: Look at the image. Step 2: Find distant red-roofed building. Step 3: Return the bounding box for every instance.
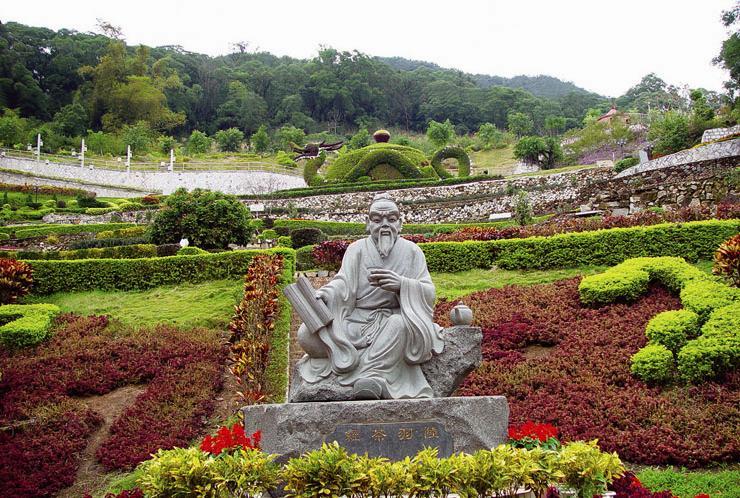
[597,105,631,125]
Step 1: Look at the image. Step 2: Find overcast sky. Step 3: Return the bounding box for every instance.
[3,0,736,97]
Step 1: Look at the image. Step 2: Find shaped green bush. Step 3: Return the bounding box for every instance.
[295,245,315,271]
[680,280,740,322]
[346,148,422,181]
[303,152,326,186]
[645,310,700,353]
[96,226,148,239]
[325,143,428,182]
[277,236,292,248]
[677,335,740,383]
[0,303,61,348]
[431,146,471,178]
[630,343,675,384]
[701,302,740,337]
[290,228,326,248]
[578,268,650,307]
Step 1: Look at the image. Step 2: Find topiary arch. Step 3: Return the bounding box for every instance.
[345,149,423,181]
[431,146,471,178]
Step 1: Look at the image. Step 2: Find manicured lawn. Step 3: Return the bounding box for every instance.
[469,145,518,175]
[637,467,740,498]
[25,279,243,328]
[431,265,609,301]
[507,163,600,177]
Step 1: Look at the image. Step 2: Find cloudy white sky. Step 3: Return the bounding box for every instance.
[3,0,736,97]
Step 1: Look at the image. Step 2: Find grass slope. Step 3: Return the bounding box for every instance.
[25,279,243,329]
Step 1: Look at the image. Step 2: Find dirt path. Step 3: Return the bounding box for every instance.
[57,385,146,498]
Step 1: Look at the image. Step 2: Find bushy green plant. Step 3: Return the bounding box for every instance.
[426,119,455,148]
[645,309,701,353]
[277,236,292,248]
[0,303,61,348]
[325,143,428,182]
[555,440,625,498]
[295,245,315,271]
[701,301,740,337]
[251,125,270,154]
[614,156,639,173]
[290,228,326,248]
[630,343,675,383]
[186,130,211,154]
[214,127,244,152]
[259,229,278,241]
[514,191,533,226]
[150,188,254,249]
[282,442,361,498]
[648,111,692,155]
[346,148,423,181]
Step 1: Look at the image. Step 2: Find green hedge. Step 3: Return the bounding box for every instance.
[1,244,158,261]
[578,267,650,307]
[9,222,137,240]
[25,247,296,294]
[96,226,148,239]
[266,258,294,403]
[250,174,497,199]
[630,343,674,384]
[295,245,315,271]
[0,303,61,348]
[325,143,428,181]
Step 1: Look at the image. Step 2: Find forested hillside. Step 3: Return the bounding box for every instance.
[0,21,609,138]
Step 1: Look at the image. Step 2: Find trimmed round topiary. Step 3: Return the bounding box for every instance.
[645,309,701,354]
[345,148,422,182]
[431,146,471,178]
[277,236,292,248]
[290,228,326,249]
[630,343,675,384]
[373,129,390,143]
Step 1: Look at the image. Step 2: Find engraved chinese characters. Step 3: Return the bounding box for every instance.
[330,421,452,460]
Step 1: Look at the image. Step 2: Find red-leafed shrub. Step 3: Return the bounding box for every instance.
[200,422,261,455]
[716,201,740,220]
[83,489,145,498]
[0,258,33,304]
[140,194,160,205]
[435,279,739,467]
[0,314,226,496]
[312,239,351,271]
[713,234,740,287]
[229,254,284,404]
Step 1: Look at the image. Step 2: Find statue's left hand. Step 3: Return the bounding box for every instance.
[369,269,402,292]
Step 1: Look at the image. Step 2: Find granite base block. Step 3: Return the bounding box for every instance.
[242,396,508,462]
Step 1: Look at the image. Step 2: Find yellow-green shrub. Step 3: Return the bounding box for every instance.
[0,303,61,348]
[630,343,675,384]
[645,310,701,353]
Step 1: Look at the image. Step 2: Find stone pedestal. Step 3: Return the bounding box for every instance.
[242,396,508,461]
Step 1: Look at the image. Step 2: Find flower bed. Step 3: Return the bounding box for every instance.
[0,314,226,497]
[435,278,739,467]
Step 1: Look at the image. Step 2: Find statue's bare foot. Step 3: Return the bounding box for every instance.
[352,378,384,400]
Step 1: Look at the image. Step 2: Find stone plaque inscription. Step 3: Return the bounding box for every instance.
[327,421,452,460]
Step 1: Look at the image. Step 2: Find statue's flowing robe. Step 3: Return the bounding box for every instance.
[297,237,444,398]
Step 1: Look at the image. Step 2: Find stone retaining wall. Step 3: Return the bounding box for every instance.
[0,157,306,196]
[701,125,740,143]
[250,167,615,223]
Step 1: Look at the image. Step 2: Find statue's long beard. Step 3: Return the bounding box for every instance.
[376,232,397,258]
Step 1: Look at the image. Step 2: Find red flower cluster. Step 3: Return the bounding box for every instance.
[200,423,262,455]
[508,421,558,442]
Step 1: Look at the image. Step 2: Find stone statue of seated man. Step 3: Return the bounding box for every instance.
[292,193,453,401]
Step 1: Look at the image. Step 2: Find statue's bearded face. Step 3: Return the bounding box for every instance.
[366,200,401,258]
